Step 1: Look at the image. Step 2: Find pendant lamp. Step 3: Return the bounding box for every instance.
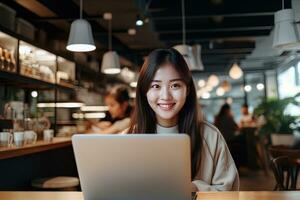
[229,62,243,79]
[66,0,96,52]
[101,13,121,74]
[173,0,204,71]
[273,0,299,48]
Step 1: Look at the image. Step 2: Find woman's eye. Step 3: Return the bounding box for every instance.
[171,83,181,89]
[151,84,160,89]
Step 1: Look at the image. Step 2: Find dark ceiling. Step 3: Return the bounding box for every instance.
[1,0,292,72]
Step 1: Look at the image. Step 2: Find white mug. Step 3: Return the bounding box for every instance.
[14,132,25,147]
[24,131,37,144]
[43,129,54,142]
[0,132,13,147]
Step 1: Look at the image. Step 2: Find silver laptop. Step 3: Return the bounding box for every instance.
[72,134,191,200]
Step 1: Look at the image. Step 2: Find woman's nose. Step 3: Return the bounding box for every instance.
[160,86,171,100]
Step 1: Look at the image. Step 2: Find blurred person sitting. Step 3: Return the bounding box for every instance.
[87,85,132,134]
[239,103,256,128]
[214,103,239,143]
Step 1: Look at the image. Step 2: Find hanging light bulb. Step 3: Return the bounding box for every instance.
[216,87,225,96]
[207,74,219,87]
[221,80,231,92]
[66,0,96,52]
[198,79,206,88]
[229,62,243,79]
[101,12,121,74]
[136,15,144,26]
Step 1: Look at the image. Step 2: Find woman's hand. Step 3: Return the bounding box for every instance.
[191,182,198,192]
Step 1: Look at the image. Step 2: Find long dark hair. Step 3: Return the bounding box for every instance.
[214,103,231,125]
[128,48,203,179]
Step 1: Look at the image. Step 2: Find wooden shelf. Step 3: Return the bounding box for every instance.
[0,70,74,92]
[0,137,72,160]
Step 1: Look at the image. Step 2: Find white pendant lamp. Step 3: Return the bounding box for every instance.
[229,62,243,79]
[273,0,299,48]
[173,0,204,71]
[66,0,96,52]
[101,51,121,74]
[101,12,121,74]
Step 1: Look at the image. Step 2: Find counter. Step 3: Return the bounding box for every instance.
[1,191,300,200]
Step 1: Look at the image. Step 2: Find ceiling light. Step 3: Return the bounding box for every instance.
[221,80,231,92]
[66,0,96,52]
[256,83,265,91]
[31,91,38,98]
[244,85,252,92]
[198,79,206,88]
[229,62,243,79]
[101,51,121,74]
[207,74,219,87]
[273,5,299,48]
[37,102,84,108]
[216,87,225,96]
[173,0,204,71]
[80,106,109,112]
[136,15,143,26]
[202,92,210,99]
[128,28,136,35]
[101,13,121,74]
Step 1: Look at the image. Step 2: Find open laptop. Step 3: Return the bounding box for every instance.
[72,134,191,200]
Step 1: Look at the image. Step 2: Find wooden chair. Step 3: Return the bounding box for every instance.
[270,156,300,190]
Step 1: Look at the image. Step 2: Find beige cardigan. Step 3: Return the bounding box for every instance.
[156,122,239,191]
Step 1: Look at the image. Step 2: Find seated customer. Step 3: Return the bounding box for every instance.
[239,103,256,128]
[214,103,239,143]
[88,85,132,134]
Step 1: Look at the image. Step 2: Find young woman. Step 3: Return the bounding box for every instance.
[88,85,132,134]
[127,48,239,191]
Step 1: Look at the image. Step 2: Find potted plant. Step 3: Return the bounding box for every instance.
[253,93,300,145]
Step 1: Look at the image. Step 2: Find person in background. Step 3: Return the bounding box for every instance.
[214,103,239,143]
[239,103,256,127]
[88,85,132,134]
[126,48,239,191]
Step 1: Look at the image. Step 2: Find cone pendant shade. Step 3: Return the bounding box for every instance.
[101,51,121,74]
[66,19,96,52]
[273,9,299,49]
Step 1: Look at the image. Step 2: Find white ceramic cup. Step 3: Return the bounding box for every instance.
[43,129,54,142]
[0,132,13,147]
[14,132,25,147]
[24,131,37,144]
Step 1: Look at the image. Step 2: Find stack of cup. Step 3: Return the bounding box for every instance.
[0,132,13,147]
[13,132,25,147]
[43,129,54,142]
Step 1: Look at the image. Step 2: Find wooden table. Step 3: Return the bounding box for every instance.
[1,191,300,200]
[0,137,71,160]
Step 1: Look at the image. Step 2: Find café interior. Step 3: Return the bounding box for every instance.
[0,0,300,199]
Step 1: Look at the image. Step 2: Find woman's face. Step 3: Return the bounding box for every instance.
[105,95,127,119]
[146,64,187,127]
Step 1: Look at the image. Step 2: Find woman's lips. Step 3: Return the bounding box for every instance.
[157,103,175,111]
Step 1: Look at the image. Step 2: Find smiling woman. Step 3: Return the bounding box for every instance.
[127,48,239,191]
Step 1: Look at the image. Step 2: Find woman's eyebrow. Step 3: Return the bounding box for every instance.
[151,78,182,82]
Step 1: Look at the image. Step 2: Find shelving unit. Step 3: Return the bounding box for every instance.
[0,26,78,135]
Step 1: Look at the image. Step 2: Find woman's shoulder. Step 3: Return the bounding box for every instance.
[200,121,225,145]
